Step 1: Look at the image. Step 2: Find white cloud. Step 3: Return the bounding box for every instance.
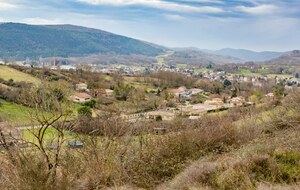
[163,14,185,21]
[0,2,17,9]
[179,0,223,4]
[237,4,278,15]
[22,17,62,25]
[78,0,224,13]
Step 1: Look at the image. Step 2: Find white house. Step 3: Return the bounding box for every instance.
[76,83,88,91]
[71,93,92,103]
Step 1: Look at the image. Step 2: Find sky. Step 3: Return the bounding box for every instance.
[0,0,299,51]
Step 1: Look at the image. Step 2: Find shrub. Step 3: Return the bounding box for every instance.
[78,106,92,117]
[83,99,96,108]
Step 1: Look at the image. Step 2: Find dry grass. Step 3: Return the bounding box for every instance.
[161,124,300,190]
[0,65,40,84]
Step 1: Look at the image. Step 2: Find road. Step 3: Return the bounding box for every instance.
[17,125,43,130]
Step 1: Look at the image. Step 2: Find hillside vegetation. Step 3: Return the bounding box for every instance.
[1,92,299,190]
[0,23,165,59]
[165,50,241,66]
[214,48,283,62]
[266,50,300,65]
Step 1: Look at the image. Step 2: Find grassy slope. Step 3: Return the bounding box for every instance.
[160,105,300,190]
[0,98,80,126]
[0,99,33,126]
[162,127,300,190]
[22,127,78,143]
[156,51,174,65]
[0,65,41,84]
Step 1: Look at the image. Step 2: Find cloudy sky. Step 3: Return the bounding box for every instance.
[1,0,299,51]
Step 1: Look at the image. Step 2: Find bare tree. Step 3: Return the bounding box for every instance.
[20,81,76,186]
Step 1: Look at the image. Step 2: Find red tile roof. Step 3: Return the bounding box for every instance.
[169,89,184,93]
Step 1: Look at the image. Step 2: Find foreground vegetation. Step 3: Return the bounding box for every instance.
[0,89,300,189]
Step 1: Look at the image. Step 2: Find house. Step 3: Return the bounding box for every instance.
[188,88,204,96]
[204,98,224,106]
[253,81,263,87]
[60,65,76,71]
[75,83,88,91]
[178,86,187,91]
[71,93,92,103]
[228,96,246,106]
[265,93,274,97]
[105,89,114,96]
[92,89,114,97]
[169,89,185,97]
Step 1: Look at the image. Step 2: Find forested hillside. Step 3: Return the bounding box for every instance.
[0,23,165,59]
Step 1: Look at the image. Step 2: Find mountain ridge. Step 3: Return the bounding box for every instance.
[0,22,165,60]
[214,48,284,62]
[171,47,285,62]
[165,49,242,65]
[265,50,300,65]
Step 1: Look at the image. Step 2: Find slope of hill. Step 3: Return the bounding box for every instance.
[214,48,283,62]
[48,54,157,66]
[266,50,300,65]
[0,23,165,60]
[165,50,241,65]
[0,65,40,84]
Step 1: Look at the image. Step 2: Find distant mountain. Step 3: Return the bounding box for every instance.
[265,50,300,65]
[213,48,283,62]
[165,50,241,65]
[0,23,165,60]
[172,47,202,52]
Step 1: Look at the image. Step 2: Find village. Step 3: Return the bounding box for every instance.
[0,59,299,149]
[3,56,300,90]
[70,82,253,122]
[2,58,300,125]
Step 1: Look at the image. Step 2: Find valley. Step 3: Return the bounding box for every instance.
[0,20,299,190]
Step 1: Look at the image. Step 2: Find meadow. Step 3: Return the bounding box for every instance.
[0,65,41,84]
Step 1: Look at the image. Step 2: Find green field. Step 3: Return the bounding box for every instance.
[0,99,33,126]
[267,73,293,78]
[195,67,213,73]
[156,51,174,65]
[232,68,262,77]
[0,65,41,84]
[232,68,293,78]
[22,127,78,143]
[0,99,79,126]
[176,64,187,69]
